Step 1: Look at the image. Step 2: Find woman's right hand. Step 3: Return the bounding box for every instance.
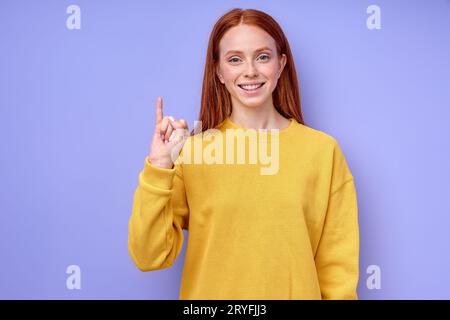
[147,96,189,169]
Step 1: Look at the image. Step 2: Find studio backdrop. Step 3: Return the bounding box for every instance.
[1,0,449,299]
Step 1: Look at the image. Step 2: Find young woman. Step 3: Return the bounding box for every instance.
[128,8,359,300]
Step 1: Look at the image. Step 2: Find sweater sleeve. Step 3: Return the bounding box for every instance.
[128,155,189,272]
[314,140,360,299]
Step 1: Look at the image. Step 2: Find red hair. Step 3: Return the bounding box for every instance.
[192,8,305,135]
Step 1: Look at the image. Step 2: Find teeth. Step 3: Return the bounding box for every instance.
[240,83,263,90]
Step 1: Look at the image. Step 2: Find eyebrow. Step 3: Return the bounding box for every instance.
[224,47,273,56]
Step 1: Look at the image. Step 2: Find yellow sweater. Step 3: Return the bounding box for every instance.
[128,117,359,299]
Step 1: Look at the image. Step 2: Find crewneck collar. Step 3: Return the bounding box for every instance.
[220,117,295,135]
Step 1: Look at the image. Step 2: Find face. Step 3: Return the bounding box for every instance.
[216,24,287,110]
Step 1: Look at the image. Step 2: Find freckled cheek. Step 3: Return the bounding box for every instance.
[221,68,240,84]
[259,65,279,81]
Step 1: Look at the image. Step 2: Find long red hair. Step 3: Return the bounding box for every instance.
[192,8,305,135]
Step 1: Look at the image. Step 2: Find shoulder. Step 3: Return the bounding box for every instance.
[290,122,354,186]
[289,122,352,172]
[296,123,355,181]
[290,121,339,151]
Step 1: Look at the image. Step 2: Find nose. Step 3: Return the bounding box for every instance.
[244,61,258,78]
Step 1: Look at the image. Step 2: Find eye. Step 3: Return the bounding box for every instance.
[228,57,241,64]
[258,54,270,61]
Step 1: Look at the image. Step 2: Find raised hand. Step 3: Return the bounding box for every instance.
[147,96,189,169]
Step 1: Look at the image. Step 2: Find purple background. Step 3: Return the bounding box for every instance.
[1,0,449,299]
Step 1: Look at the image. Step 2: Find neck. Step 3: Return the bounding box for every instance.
[229,97,289,130]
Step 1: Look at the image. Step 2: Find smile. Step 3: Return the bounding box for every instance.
[238,83,265,91]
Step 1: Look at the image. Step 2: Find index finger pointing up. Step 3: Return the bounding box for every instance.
[155,96,163,125]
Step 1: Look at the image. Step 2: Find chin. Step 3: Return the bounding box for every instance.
[242,92,270,102]
[239,98,268,109]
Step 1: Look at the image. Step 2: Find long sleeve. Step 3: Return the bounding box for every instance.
[128,156,189,272]
[314,140,360,299]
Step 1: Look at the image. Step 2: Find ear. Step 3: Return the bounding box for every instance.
[278,53,287,79]
[215,65,224,84]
